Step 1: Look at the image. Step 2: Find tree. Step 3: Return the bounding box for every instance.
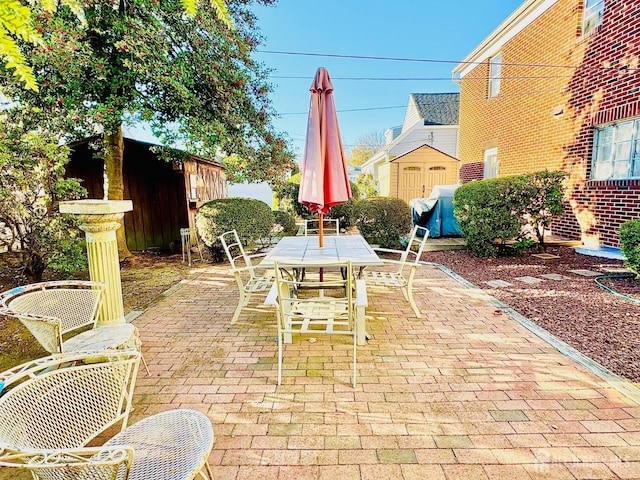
[355,172,378,198]
[520,170,567,252]
[1,0,295,260]
[0,0,230,92]
[347,131,385,166]
[0,112,88,281]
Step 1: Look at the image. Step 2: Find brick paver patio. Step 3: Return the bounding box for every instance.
[126,261,640,479]
[3,261,638,480]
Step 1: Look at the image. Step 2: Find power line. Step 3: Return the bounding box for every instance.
[271,74,575,82]
[257,49,577,70]
[278,88,564,116]
[280,105,407,116]
[259,49,640,72]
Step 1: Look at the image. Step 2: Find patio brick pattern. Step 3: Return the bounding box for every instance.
[129,263,640,479]
[3,261,640,479]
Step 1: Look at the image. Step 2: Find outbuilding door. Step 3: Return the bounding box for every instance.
[401,165,424,202]
[399,165,450,203]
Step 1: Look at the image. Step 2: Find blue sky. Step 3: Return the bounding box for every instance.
[227,0,524,201]
[251,0,524,159]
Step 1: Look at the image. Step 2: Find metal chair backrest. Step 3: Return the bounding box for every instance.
[304,218,340,236]
[274,261,354,334]
[0,351,140,451]
[273,260,358,386]
[219,229,258,274]
[396,225,430,272]
[0,281,106,353]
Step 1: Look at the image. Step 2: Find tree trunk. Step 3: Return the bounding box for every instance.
[104,126,133,261]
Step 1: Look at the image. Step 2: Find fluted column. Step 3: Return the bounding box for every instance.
[59,200,133,325]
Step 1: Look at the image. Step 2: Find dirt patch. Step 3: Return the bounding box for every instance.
[0,252,198,371]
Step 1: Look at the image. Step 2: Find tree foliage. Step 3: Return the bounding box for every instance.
[620,219,640,277]
[0,113,87,281]
[2,0,295,185]
[519,170,567,251]
[0,0,84,91]
[0,0,230,91]
[347,131,385,166]
[1,0,295,258]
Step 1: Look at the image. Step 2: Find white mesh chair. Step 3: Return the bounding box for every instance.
[0,280,149,374]
[181,227,204,267]
[362,225,430,318]
[0,351,215,480]
[219,229,275,324]
[270,261,367,387]
[303,218,340,236]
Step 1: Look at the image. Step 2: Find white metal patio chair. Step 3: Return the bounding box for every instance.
[0,280,149,374]
[303,218,340,236]
[219,229,275,324]
[362,225,430,318]
[269,260,367,387]
[0,351,215,480]
[181,227,204,266]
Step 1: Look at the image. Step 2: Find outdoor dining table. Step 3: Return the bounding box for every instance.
[260,234,383,345]
[259,234,383,271]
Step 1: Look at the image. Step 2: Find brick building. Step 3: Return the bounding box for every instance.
[452,0,640,248]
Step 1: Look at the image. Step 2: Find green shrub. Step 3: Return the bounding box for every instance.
[276,173,359,225]
[453,170,567,257]
[453,176,527,257]
[272,210,297,236]
[328,182,360,229]
[620,219,640,277]
[353,197,411,249]
[196,198,274,261]
[519,170,567,251]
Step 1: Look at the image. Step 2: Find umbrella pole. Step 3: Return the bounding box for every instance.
[318,213,324,283]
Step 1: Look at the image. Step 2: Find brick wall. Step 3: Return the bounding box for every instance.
[457,0,640,248]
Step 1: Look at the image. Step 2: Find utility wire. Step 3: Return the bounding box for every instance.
[258,50,640,72]
[278,88,564,115]
[271,74,576,82]
[257,49,578,70]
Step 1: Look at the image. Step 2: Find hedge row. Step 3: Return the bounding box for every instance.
[196,196,414,260]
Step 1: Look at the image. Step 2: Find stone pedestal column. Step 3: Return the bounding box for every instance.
[59,200,133,325]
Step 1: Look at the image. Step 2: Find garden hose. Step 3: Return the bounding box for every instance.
[594,273,640,304]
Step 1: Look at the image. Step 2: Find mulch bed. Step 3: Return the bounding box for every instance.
[427,245,640,383]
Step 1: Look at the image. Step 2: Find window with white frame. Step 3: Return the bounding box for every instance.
[591,118,640,180]
[488,52,502,98]
[484,148,498,179]
[582,0,604,36]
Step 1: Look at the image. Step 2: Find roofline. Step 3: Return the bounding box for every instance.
[390,143,460,163]
[67,135,225,169]
[452,0,558,79]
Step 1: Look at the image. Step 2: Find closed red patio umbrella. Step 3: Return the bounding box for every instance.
[298,67,352,247]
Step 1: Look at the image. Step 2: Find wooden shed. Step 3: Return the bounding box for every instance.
[388,144,459,204]
[66,137,227,252]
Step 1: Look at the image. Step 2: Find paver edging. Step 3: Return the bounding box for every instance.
[422,261,640,405]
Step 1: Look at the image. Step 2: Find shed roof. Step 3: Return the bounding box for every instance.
[390,143,460,162]
[411,93,460,125]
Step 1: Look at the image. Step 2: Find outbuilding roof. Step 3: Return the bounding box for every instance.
[411,93,460,126]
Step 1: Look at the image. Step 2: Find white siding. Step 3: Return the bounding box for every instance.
[388,125,458,159]
[402,98,421,132]
[429,128,458,158]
